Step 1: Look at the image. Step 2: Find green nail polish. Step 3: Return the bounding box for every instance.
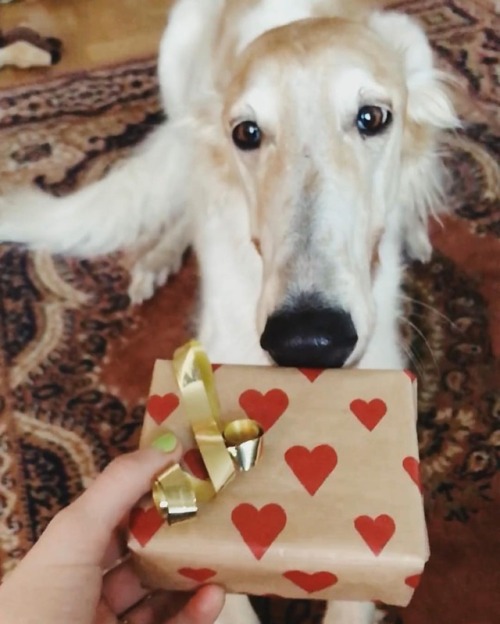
[151,431,178,453]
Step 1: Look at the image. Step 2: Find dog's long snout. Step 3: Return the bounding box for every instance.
[260,306,358,368]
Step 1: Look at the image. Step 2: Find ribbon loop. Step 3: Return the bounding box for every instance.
[173,340,236,491]
[153,464,198,524]
[224,419,263,472]
[153,341,263,525]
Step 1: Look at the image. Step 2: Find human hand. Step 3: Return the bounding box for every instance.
[0,445,225,624]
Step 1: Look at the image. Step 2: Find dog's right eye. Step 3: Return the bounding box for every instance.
[232,121,262,150]
[356,106,392,137]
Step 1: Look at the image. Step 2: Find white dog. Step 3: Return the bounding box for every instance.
[0,0,458,622]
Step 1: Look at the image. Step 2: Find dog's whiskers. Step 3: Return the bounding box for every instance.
[399,294,457,330]
[399,342,427,381]
[399,316,440,375]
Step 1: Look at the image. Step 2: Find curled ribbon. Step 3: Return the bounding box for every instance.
[152,340,264,525]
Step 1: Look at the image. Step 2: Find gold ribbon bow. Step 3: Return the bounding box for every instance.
[152,340,264,525]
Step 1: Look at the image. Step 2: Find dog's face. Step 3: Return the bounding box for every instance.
[161,4,457,368]
[216,16,457,368]
[222,19,406,367]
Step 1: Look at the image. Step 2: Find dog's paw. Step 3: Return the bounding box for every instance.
[126,222,190,304]
[373,606,387,624]
[323,601,376,624]
[127,248,185,303]
[128,266,157,304]
[213,594,261,624]
[128,262,180,304]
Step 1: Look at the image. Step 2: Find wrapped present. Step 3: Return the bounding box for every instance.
[128,342,427,606]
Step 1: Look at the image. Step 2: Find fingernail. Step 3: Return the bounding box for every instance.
[151,431,178,453]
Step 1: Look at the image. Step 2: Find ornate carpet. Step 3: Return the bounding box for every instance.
[0,1,499,623]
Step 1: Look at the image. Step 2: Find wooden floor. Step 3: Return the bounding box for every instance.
[0,0,173,89]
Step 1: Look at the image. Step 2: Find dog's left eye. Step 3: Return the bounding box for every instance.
[232,121,262,150]
[356,106,392,137]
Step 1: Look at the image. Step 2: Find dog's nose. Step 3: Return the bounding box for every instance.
[260,306,357,368]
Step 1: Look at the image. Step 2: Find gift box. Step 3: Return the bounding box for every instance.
[128,344,427,606]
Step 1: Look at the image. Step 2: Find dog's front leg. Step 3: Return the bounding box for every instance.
[193,185,269,365]
[216,597,380,624]
[215,594,261,624]
[323,600,382,624]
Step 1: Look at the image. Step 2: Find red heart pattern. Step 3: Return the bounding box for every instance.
[129,507,163,547]
[146,393,179,425]
[283,570,338,593]
[298,368,323,382]
[403,457,422,492]
[285,445,337,495]
[405,574,422,589]
[139,363,423,600]
[183,448,209,480]
[178,567,217,583]
[232,503,287,560]
[354,514,396,556]
[239,389,288,431]
[350,398,387,431]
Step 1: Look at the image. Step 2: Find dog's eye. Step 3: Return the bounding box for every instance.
[356,106,392,137]
[232,121,262,150]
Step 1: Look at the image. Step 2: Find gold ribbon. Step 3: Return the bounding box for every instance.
[152,340,264,525]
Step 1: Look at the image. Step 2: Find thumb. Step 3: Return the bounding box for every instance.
[30,444,182,565]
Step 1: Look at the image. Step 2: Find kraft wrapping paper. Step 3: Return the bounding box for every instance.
[128,361,427,606]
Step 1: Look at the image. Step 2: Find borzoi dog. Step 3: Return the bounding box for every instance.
[0,0,458,622]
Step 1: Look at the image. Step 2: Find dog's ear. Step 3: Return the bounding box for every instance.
[157,0,223,116]
[370,12,460,262]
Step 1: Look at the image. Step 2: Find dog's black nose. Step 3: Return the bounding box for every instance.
[260,306,358,368]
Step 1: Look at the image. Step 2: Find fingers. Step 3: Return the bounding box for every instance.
[121,592,176,624]
[102,560,150,615]
[120,586,225,624]
[103,559,225,624]
[30,446,182,566]
[101,523,129,571]
[168,585,225,624]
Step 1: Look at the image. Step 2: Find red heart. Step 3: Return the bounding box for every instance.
[231,503,287,560]
[354,514,395,555]
[298,368,323,382]
[349,398,387,431]
[402,456,422,493]
[285,445,337,495]
[129,507,163,547]
[405,574,422,589]
[404,369,417,382]
[239,389,288,432]
[183,448,209,480]
[283,570,338,593]
[178,567,217,583]
[146,393,179,425]
[212,363,221,372]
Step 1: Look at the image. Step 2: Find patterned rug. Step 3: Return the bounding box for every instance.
[0,1,499,623]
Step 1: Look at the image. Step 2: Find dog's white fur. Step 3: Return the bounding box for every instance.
[0,1,458,622]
